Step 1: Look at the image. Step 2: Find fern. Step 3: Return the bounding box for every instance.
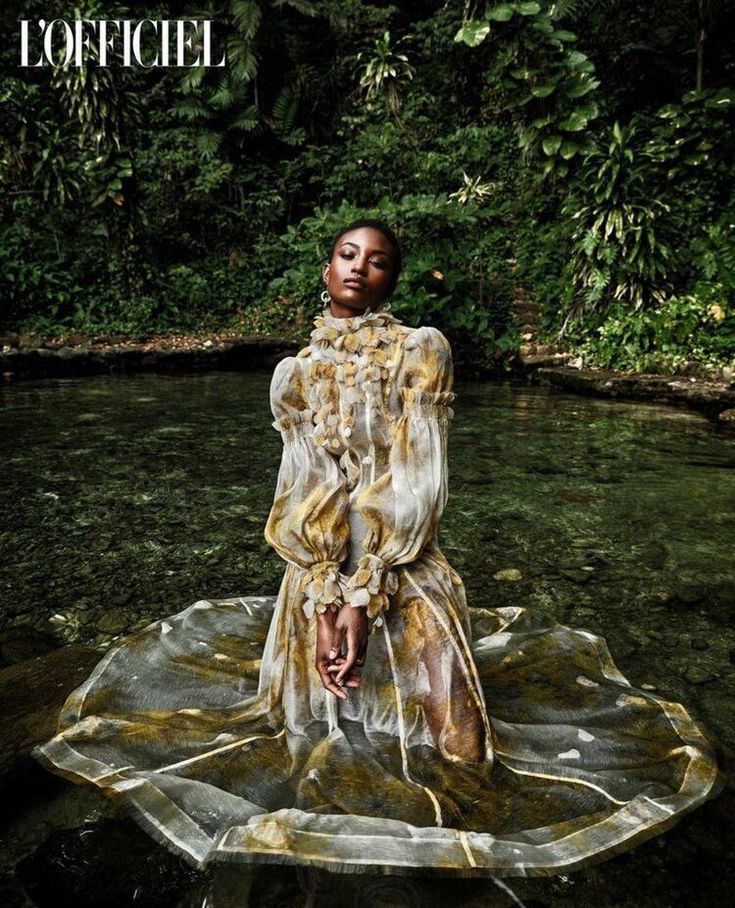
[231,106,261,133]
[180,67,207,94]
[553,0,621,21]
[172,100,209,121]
[227,39,259,82]
[210,79,235,110]
[195,129,224,159]
[231,0,261,39]
[273,0,319,16]
[271,84,300,133]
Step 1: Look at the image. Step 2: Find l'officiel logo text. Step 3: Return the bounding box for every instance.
[19,19,226,68]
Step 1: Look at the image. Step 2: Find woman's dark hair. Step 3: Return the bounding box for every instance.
[328,218,403,297]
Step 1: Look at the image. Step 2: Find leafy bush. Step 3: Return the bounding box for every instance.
[559,118,680,329]
[562,213,735,371]
[567,289,734,373]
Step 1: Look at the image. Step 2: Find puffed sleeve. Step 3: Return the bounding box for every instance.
[342,327,455,624]
[264,355,351,619]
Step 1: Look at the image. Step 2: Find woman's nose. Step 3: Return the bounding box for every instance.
[351,259,368,274]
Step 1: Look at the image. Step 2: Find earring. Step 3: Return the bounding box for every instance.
[382,301,392,312]
[320,289,331,305]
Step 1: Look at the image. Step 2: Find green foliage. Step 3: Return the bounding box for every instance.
[454,0,601,178]
[357,30,416,113]
[2,0,735,380]
[567,289,735,372]
[693,222,735,289]
[558,88,735,338]
[560,118,677,326]
[646,88,735,207]
[173,0,334,154]
[562,219,735,370]
[514,209,573,335]
[0,198,82,324]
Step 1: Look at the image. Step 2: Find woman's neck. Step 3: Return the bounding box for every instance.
[328,300,375,319]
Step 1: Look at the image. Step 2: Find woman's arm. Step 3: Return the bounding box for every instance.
[264,355,351,619]
[342,326,455,625]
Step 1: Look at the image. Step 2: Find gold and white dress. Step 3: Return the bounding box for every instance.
[32,307,724,875]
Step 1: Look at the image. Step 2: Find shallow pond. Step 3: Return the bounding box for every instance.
[1,371,733,906]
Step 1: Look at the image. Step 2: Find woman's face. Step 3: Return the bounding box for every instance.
[322,227,396,314]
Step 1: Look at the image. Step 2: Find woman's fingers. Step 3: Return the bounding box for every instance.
[314,608,369,694]
[316,658,347,699]
[329,625,345,663]
[314,611,347,699]
[335,636,359,685]
[326,660,362,687]
[324,676,348,700]
[327,606,369,685]
[317,650,348,699]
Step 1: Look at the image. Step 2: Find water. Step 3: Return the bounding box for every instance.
[1,372,733,906]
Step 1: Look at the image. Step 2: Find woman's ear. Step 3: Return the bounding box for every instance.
[322,263,330,283]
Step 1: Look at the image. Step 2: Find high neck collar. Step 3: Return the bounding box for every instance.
[314,306,399,334]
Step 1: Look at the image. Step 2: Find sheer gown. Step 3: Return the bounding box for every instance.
[32,306,725,875]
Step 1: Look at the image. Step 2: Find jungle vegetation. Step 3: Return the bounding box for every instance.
[2,0,735,373]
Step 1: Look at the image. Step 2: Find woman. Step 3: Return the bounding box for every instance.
[266,218,488,769]
[33,218,724,876]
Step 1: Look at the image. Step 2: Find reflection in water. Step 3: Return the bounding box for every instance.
[1,372,733,906]
[174,862,529,906]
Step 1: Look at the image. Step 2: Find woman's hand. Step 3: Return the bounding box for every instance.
[316,608,367,700]
[326,605,368,688]
[316,611,348,700]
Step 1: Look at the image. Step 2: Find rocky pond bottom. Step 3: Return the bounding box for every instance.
[1,372,734,906]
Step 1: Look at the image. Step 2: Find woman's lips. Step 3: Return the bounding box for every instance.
[344,279,366,289]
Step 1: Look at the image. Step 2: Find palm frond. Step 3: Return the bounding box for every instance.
[195,129,224,159]
[227,39,260,81]
[180,66,207,94]
[553,0,621,21]
[273,0,319,17]
[271,84,300,133]
[172,100,210,121]
[231,105,261,132]
[230,0,262,39]
[210,79,235,110]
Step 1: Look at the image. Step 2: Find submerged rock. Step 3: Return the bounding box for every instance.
[0,645,99,786]
[559,568,594,584]
[669,584,706,605]
[493,568,523,581]
[682,664,718,685]
[95,611,129,635]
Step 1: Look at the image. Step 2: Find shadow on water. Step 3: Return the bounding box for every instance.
[1,372,733,906]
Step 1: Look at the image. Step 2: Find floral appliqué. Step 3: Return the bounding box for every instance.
[298,308,404,454]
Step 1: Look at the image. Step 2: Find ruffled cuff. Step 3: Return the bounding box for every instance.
[401,388,455,420]
[300,560,344,620]
[343,553,399,628]
[272,409,315,442]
